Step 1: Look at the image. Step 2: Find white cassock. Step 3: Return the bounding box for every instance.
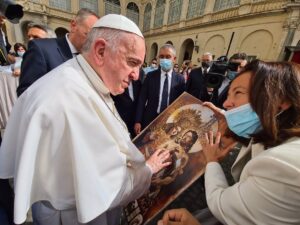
[0,55,152,225]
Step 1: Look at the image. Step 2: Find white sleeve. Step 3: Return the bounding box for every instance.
[205,157,300,225]
[112,163,152,207]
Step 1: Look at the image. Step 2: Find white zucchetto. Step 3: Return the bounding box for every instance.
[92,14,144,38]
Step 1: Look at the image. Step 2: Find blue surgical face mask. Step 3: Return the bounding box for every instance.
[227,70,238,80]
[17,51,25,57]
[160,58,173,72]
[224,103,262,138]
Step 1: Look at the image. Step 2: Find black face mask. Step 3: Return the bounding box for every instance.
[201,61,212,68]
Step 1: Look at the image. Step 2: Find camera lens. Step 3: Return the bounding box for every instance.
[205,72,224,88]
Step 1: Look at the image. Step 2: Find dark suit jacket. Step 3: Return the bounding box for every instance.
[112,80,141,138]
[135,69,185,128]
[0,30,11,65]
[17,37,73,96]
[186,67,218,104]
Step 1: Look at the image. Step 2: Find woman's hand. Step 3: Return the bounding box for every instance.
[203,102,235,149]
[202,102,227,134]
[157,208,201,225]
[203,131,237,163]
[146,149,171,174]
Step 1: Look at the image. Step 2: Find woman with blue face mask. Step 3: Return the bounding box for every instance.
[11,43,27,77]
[159,60,300,225]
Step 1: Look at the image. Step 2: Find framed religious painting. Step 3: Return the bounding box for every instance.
[124,92,219,225]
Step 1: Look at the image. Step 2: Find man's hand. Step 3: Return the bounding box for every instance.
[158,208,201,225]
[146,149,171,174]
[134,123,141,135]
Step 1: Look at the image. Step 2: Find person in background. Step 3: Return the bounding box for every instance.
[11,43,26,77]
[0,15,14,225]
[182,61,193,81]
[17,8,99,96]
[158,60,300,225]
[186,52,213,100]
[216,52,248,108]
[26,22,51,40]
[0,16,13,66]
[112,69,143,139]
[143,58,158,76]
[173,63,179,73]
[134,44,185,135]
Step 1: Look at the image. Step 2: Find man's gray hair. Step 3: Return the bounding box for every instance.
[160,44,176,57]
[27,22,56,38]
[27,22,48,33]
[81,27,127,53]
[74,8,99,24]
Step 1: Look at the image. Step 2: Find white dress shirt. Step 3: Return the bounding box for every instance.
[65,33,79,56]
[157,69,172,113]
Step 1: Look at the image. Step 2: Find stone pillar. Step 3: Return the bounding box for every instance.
[202,0,216,23]
[179,0,188,28]
[138,2,144,30]
[71,0,79,14]
[180,0,189,21]
[149,1,155,34]
[204,0,216,14]
[120,0,126,16]
[162,0,170,31]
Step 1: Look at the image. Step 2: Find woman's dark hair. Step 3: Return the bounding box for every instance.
[13,43,27,54]
[240,60,300,148]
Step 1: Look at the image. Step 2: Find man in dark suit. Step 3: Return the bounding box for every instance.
[112,77,142,139]
[17,8,98,96]
[134,44,185,135]
[186,52,214,102]
[0,15,12,66]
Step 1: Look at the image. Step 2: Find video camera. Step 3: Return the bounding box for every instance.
[0,0,23,24]
[204,61,240,88]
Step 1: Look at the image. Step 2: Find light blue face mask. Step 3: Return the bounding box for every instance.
[160,58,173,72]
[224,103,262,138]
[227,70,238,80]
[17,51,25,57]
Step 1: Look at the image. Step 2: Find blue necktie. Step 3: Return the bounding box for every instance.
[160,74,169,113]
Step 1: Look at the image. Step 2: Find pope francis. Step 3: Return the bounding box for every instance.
[0,14,171,225]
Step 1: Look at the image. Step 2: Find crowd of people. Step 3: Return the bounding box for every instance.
[0,8,299,225]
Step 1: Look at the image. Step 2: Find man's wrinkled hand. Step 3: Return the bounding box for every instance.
[146,149,171,174]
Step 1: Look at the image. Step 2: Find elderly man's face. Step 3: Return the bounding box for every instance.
[102,34,145,95]
[70,15,98,51]
[201,54,213,63]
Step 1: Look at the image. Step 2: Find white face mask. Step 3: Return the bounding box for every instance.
[151,63,157,68]
[17,51,25,57]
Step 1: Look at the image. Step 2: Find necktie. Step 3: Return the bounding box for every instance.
[160,73,169,113]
